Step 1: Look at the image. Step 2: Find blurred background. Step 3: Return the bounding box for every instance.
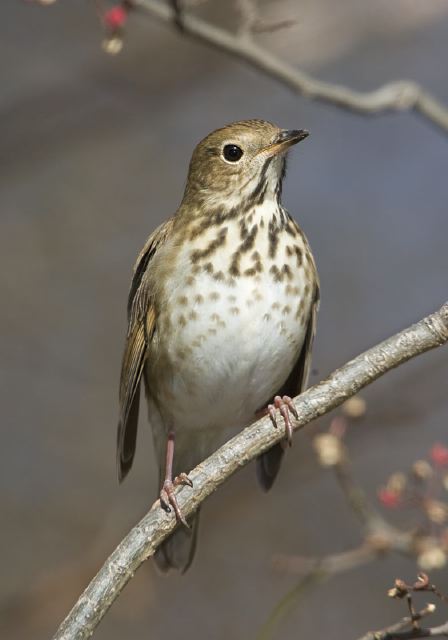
[1,1,447,639]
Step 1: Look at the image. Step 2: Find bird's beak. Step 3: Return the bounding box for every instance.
[259,129,309,157]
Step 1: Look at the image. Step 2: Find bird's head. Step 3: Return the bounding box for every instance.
[182,119,309,210]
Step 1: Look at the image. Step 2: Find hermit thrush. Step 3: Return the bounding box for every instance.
[117,119,319,572]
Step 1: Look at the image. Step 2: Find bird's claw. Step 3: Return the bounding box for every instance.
[159,473,193,528]
[267,395,298,447]
[174,472,193,488]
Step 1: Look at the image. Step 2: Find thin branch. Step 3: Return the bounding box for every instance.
[358,576,448,639]
[265,533,443,640]
[256,569,326,640]
[271,532,412,580]
[169,0,184,31]
[236,0,258,36]
[328,433,416,553]
[272,543,380,576]
[236,0,296,36]
[357,605,446,640]
[52,301,448,640]
[130,0,448,134]
[258,419,421,639]
[260,424,415,638]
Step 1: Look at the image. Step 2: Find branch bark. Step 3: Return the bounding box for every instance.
[131,0,448,134]
[52,301,448,639]
[357,606,448,640]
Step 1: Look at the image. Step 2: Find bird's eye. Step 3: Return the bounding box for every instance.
[222,144,243,162]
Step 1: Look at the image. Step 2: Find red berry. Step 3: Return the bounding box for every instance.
[430,443,448,468]
[378,487,401,509]
[104,6,127,30]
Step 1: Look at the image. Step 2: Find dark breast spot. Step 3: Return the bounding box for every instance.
[293,246,303,266]
[268,220,280,259]
[190,227,228,263]
[230,264,241,277]
[282,264,293,280]
[269,264,282,282]
[213,270,225,282]
[285,222,298,238]
[229,224,259,277]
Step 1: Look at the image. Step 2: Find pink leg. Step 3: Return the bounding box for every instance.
[266,395,299,447]
[159,431,193,527]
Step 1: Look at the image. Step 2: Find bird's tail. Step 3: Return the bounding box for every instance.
[154,509,200,573]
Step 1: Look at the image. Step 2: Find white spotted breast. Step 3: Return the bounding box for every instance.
[147,202,316,434]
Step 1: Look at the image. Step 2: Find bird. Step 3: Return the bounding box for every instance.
[117,119,319,573]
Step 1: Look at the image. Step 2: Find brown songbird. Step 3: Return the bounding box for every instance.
[117,119,319,572]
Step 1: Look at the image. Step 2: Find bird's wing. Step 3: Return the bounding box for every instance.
[284,229,320,396]
[257,257,320,491]
[117,217,175,482]
[288,280,320,397]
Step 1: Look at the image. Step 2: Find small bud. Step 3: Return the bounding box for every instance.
[443,473,448,492]
[388,580,407,599]
[395,579,407,592]
[102,37,123,55]
[426,499,447,525]
[412,460,433,481]
[387,472,407,494]
[342,396,366,419]
[418,541,447,570]
[414,573,429,589]
[426,603,436,613]
[430,443,448,468]
[313,433,343,467]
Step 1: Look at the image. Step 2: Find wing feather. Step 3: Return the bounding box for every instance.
[116,218,174,482]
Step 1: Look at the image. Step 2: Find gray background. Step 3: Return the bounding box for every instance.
[1,1,447,638]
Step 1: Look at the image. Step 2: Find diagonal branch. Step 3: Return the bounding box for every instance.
[357,605,447,640]
[130,0,448,134]
[52,301,448,640]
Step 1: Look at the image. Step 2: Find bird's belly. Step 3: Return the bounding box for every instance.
[152,268,310,433]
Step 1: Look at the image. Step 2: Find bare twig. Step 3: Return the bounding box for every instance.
[236,0,258,36]
[265,539,407,640]
[357,605,444,640]
[395,574,448,607]
[328,430,417,554]
[236,0,296,35]
[272,544,380,576]
[51,301,448,639]
[256,568,327,640]
[358,575,448,639]
[169,0,184,31]
[128,0,448,134]
[258,417,417,639]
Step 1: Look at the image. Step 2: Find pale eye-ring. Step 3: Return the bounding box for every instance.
[222,144,244,162]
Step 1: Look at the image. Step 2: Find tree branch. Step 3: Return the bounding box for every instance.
[130,0,448,134]
[52,301,448,640]
[358,575,448,639]
[259,415,417,639]
[357,605,447,640]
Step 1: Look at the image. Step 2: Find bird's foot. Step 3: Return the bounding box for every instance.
[159,473,193,528]
[267,395,298,447]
